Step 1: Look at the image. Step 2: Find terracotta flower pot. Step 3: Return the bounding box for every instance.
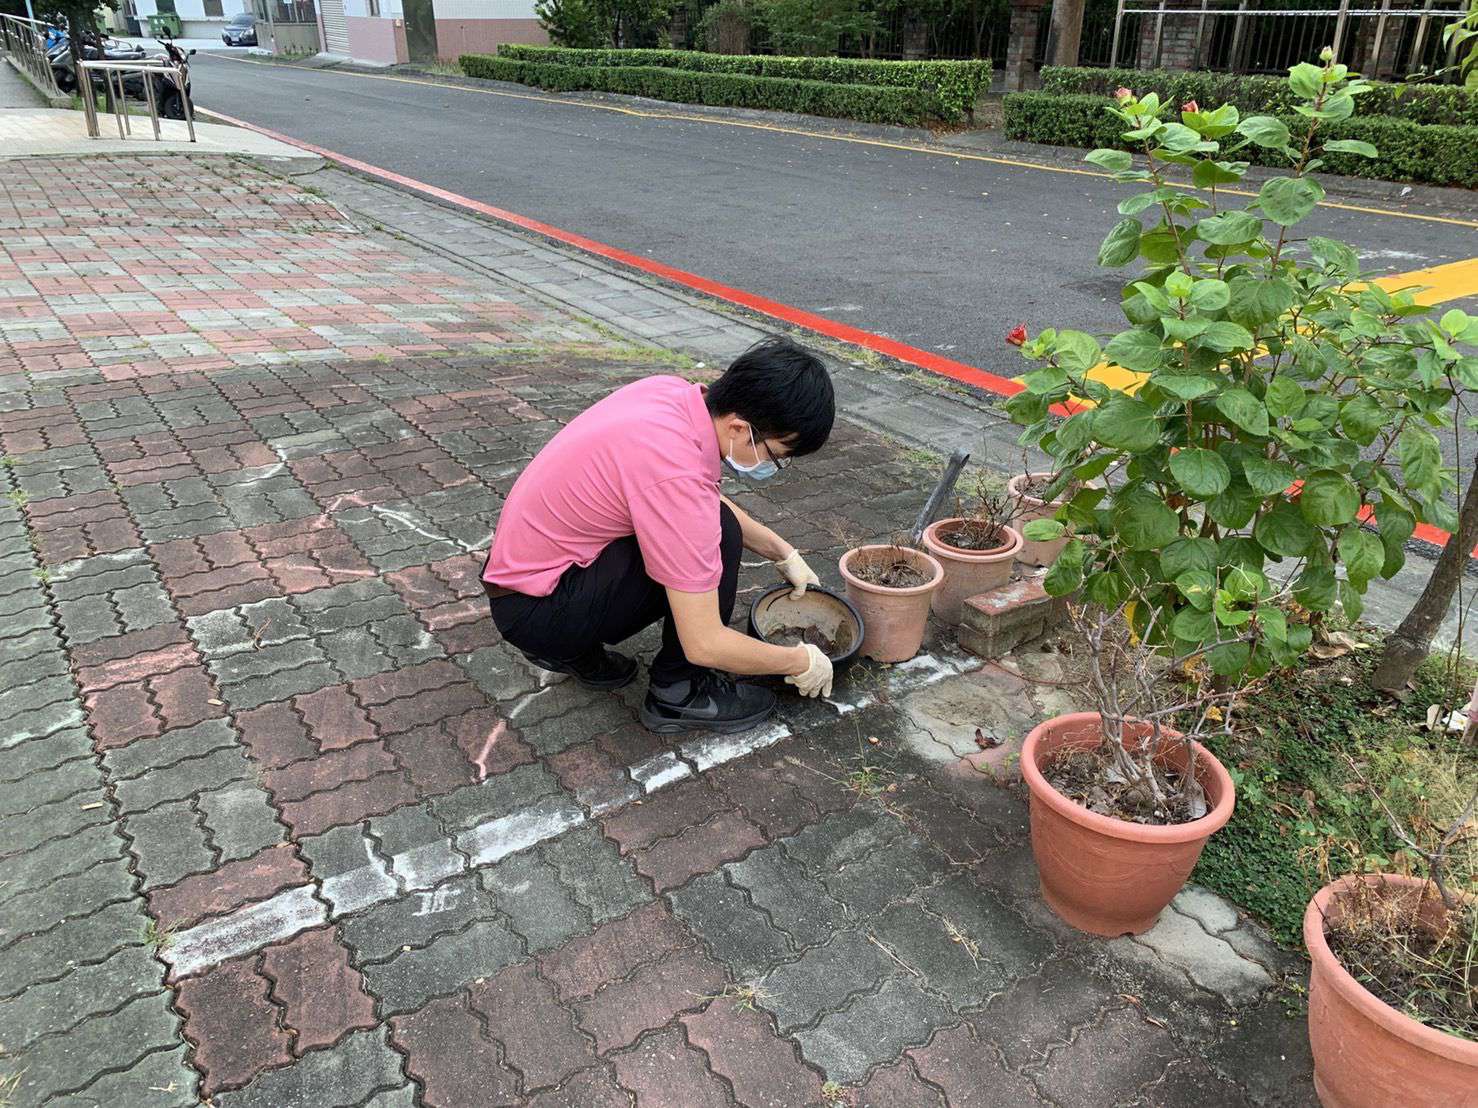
[1304,874,1478,1108]
[838,545,944,663]
[1009,471,1070,568]
[920,519,1023,625]
[1021,712,1236,936]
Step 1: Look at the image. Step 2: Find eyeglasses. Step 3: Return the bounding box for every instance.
[759,439,793,471]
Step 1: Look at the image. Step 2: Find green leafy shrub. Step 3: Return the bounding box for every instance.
[1040,65,1478,127]
[460,54,940,124]
[494,43,990,120]
[1009,58,1471,687]
[1003,90,1478,188]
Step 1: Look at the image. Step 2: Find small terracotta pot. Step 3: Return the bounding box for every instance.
[1304,874,1478,1108]
[1009,471,1070,568]
[838,545,944,663]
[1021,712,1235,936]
[920,519,1023,625]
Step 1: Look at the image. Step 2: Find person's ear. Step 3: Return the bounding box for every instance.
[720,414,750,441]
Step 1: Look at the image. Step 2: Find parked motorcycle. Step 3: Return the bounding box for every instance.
[49,33,194,120]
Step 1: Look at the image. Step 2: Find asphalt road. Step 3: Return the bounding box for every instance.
[193,54,1478,387]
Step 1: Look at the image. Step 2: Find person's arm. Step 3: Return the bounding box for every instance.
[667,587,809,677]
[720,495,791,561]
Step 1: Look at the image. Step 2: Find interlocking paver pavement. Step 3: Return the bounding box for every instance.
[0,153,1314,1106]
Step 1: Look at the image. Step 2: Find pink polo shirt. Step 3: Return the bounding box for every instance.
[482,375,724,597]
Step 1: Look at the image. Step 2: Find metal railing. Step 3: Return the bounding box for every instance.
[78,58,196,143]
[0,12,64,99]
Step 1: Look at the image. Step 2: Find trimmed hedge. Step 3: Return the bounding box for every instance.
[495,44,989,121]
[1002,90,1478,189]
[461,54,939,125]
[1039,65,1478,128]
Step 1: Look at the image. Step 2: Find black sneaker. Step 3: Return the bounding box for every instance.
[521,647,638,690]
[639,671,777,734]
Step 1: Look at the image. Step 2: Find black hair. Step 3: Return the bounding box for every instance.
[705,335,834,457]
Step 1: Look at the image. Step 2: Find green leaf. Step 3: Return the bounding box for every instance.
[1340,579,1365,623]
[1227,275,1295,327]
[1259,176,1325,227]
[1199,321,1256,353]
[1218,536,1266,572]
[1237,115,1291,148]
[1083,571,1125,607]
[1299,470,1362,527]
[1197,210,1263,245]
[1043,538,1086,596]
[1309,237,1360,280]
[1288,62,1324,98]
[1257,605,1288,643]
[1103,329,1165,373]
[1208,481,1261,529]
[1209,640,1252,677]
[1175,569,1217,611]
[1242,455,1296,496]
[1294,564,1337,611]
[1323,138,1378,158]
[1114,491,1181,551]
[1217,388,1270,437]
[1338,394,1385,446]
[1264,378,1305,419]
[1098,217,1142,268]
[1337,527,1384,587]
[1192,160,1244,188]
[1092,396,1162,453]
[1162,537,1217,578]
[1022,518,1066,541]
[1173,605,1216,643]
[1056,412,1096,455]
[1188,278,1231,312]
[1399,425,1444,496]
[1152,374,1219,401]
[1377,502,1415,578]
[1086,148,1134,172]
[1215,590,1252,626]
[1055,330,1102,373]
[1254,499,1318,557]
[1169,447,1232,499]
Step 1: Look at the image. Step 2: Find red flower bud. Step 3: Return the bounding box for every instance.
[1182,99,1200,113]
[1114,86,1133,102]
[1006,324,1028,347]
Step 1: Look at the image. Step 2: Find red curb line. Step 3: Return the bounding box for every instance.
[201,107,1471,558]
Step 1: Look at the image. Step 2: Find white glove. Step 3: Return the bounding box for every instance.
[775,548,820,599]
[785,644,834,699]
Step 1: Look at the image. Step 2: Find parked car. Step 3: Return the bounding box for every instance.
[221,11,257,46]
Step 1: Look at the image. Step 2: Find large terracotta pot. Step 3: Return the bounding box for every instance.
[1304,874,1478,1108]
[920,519,1023,625]
[1021,712,1236,936]
[838,545,943,663]
[1009,471,1070,568]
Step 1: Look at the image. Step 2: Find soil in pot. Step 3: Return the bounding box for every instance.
[849,551,930,589]
[1043,746,1205,826]
[767,623,852,656]
[935,519,1014,554]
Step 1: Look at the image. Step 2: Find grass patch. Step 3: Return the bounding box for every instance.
[1192,637,1475,946]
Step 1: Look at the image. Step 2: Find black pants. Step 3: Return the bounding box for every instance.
[487,503,742,687]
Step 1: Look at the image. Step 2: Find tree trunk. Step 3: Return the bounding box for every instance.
[1373,463,1478,693]
[1048,0,1085,65]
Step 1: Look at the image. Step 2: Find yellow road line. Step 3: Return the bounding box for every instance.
[209,53,1478,231]
[1369,256,1478,306]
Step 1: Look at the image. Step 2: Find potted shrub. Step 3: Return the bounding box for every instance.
[838,542,943,663]
[1020,602,1238,935]
[1303,769,1477,1108]
[1009,470,1072,568]
[920,475,1024,624]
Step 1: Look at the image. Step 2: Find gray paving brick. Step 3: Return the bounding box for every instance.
[0,643,69,691]
[782,807,906,875]
[481,849,591,954]
[0,726,93,784]
[669,870,792,981]
[8,991,182,1104]
[0,788,111,860]
[113,746,250,813]
[54,557,177,643]
[103,717,239,780]
[213,1027,405,1108]
[300,824,399,918]
[758,929,897,1033]
[821,835,955,919]
[298,822,379,878]
[728,846,853,949]
[918,875,1054,985]
[455,643,539,703]
[430,763,560,831]
[48,548,148,594]
[358,1084,417,1108]
[122,801,213,889]
[0,753,100,817]
[0,821,124,897]
[214,470,318,528]
[198,784,285,861]
[359,917,523,1015]
[0,944,166,1051]
[342,874,499,964]
[0,856,135,940]
[793,975,955,1085]
[0,595,53,643]
[46,1041,198,1107]
[223,654,342,711]
[2,695,86,749]
[187,596,306,657]
[0,899,149,1000]
[541,824,649,924]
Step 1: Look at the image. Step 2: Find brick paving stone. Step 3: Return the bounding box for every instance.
[431,762,562,832]
[297,823,398,917]
[456,643,541,703]
[1138,1058,1255,1108]
[820,833,954,920]
[539,900,692,1004]
[1026,1005,1185,1108]
[482,849,592,954]
[0,753,99,818]
[668,871,793,981]
[547,741,641,814]
[631,809,767,893]
[198,783,287,861]
[175,955,293,1094]
[0,790,112,862]
[0,723,93,782]
[0,821,123,897]
[609,1027,731,1108]
[360,916,523,1016]
[708,761,828,839]
[261,926,378,1053]
[574,946,726,1054]
[46,1043,200,1108]
[123,799,216,889]
[103,717,239,781]
[908,1023,1047,1107]
[727,846,853,949]
[266,739,399,804]
[278,769,421,838]
[600,777,724,853]
[869,902,1019,1009]
[794,975,954,1085]
[0,855,137,938]
[757,929,898,1034]
[542,823,651,923]
[114,745,251,812]
[469,961,599,1090]
[390,995,521,1108]
[52,553,176,645]
[782,806,906,875]
[683,999,825,1108]
[525,1066,633,1108]
[342,874,497,964]
[147,843,309,931]
[967,958,1116,1071]
[0,899,148,999]
[851,1058,947,1108]
[212,1027,408,1108]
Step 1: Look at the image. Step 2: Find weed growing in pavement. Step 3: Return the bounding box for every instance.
[0,1069,22,1108]
[140,918,176,952]
[820,1080,855,1107]
[0,456,14,469]
[697,982,769,1012]
[423,60,465,78]
[5,489,26,508]
[32,567,51,585]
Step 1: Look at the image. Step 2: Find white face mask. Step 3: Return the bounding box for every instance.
[725,424,779,482]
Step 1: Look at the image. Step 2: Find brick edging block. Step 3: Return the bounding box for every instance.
[957,574,1067,660]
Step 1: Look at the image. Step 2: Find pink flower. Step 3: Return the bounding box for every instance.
[1006,324,1028,347]
[1182,99,1200,113]
[1114,87,1133,102]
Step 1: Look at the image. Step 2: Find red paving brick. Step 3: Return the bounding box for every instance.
[683,1000,825,1107]
[468,962,598,1090]
[610,1027,731,1108]
[390,996,521,1108]
[599,777,725,853]
[630,810,767,893]
[854,1059,947,1108]
[908,1023,1046,1107]
[525,1067,632,1108]
[275,769,420,837]
[539,901,693,1004]
[574,947,726,1053]
[175,956,292,1094]
[265,739,399,804]
[261,927,378,1054]
[148,844,308,931]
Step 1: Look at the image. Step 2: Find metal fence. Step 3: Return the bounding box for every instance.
[78,57,196,142]
[0,12,64,98]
